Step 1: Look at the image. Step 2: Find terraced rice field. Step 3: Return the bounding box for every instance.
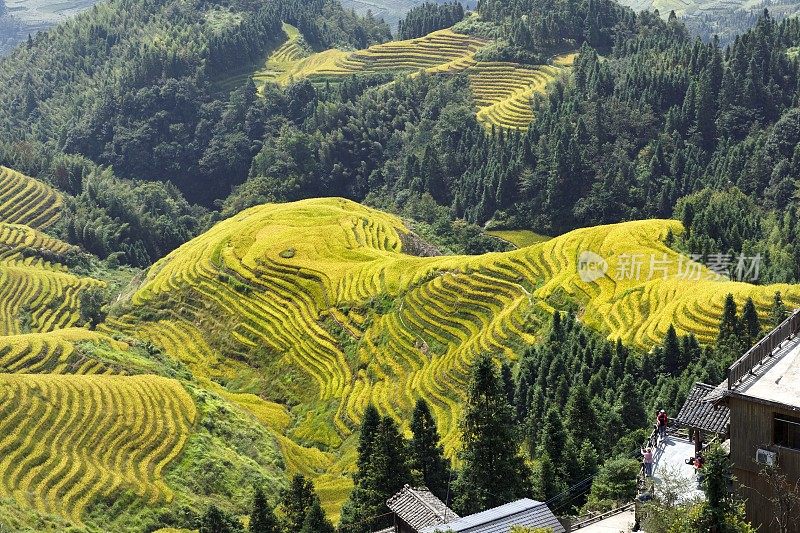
[469,60,566,129]
[253,23,310,91]
[262,28,486,85]
[0,374,196,523]
[425,54,572,129]
[258,25,573,129]
[0,221,104,336]
[0,167,62,230]
[0,173,199,527]
[0,328,127,374]
[0,199,100,336]
[116,197,800,516]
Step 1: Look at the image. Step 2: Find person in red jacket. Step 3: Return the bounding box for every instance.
[657,409,668,440]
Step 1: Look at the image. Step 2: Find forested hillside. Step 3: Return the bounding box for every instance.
[3,0,800,529]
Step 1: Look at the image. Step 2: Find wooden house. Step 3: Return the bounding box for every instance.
[707,310,800,531]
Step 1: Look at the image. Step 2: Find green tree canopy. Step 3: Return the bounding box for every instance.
[300,499,335,533]
[410,399,452,502]
[249,485,279,533]
[200,504,244,533]
[338,413,412,533]
[280,474,317,533]
[453,354,532,515]
[771,291,788,327]
[741,297,760,346]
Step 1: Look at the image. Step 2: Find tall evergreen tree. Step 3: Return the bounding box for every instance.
[339,415,412,532]
[300,499,335,533]
[410,399,452,502]
[549,311,564,344]
[741,297,760,346]
[663,324,682,376]
[535,452,563,502]
[355,404,380,483]
[453,354,532,515]
[718,293,740,342]
[501,361,515,407]
[680,334,701,370]
[370,416,413,501]
[200,505,244,533]
[564,383,596,444]
[249,486,279,533]
[771,291,788,327]
[616,375,646,433]
[280,475,316,533]
[539,406,566,463]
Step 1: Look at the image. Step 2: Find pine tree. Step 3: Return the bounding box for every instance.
[249,486,279,533]
[453,354,532,514]
[718,293,740,342]
[771,291,788,327]
[663,324,681,376]
[200,505,244,533]
[695,69,717,148]
[370,416,412,501]
[280,475,316,532]
[410,399,452,502]
[501,361,515,407]
[549,311,563,343]
[539,406,566,464]
[300,500,335,533]
[423,146,449,204]
[535,452,562,501]
[355,404,380,483]
[616,375,645,433]
[741,297,760,346]
[680,334,701,369]
[338,415,412,532]
[577,440,599,480]
[565,384,596,444]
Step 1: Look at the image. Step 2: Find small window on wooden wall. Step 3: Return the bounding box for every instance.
[774,413,800,449]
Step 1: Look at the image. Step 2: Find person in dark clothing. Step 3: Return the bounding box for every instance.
[657,409,668,440]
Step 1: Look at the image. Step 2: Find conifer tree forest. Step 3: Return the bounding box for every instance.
[2,0,800,529]
[191,304,760,532]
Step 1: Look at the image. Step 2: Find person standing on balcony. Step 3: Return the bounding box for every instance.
[641,447,654,477]
[657,409,668,440]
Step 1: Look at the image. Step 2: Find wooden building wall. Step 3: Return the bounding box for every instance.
[729,395,800,531]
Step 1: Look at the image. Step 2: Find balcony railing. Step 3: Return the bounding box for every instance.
[728,309,800,389]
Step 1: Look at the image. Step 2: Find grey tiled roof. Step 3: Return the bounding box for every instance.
[674,382,730,435]
[386,485,458,531]
[419,498,565,533]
